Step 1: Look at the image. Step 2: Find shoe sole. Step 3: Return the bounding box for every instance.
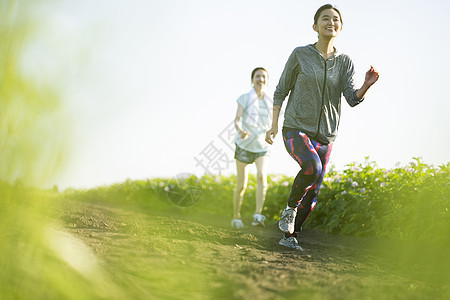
[278,223,289,233]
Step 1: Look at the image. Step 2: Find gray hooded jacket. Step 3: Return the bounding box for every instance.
[274,44,363,144]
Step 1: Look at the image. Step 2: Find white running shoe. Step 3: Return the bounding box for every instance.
[231,219,244,229]
[279,236,303,251]
[251,213,266,227]
[278,206,297,233]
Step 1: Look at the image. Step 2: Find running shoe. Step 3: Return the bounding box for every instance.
[251,213,266,227]
[278,206,297,233]
[231,219,244,229]
[279,236,303,251]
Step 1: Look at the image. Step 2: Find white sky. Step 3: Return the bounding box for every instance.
[24,0,450,189]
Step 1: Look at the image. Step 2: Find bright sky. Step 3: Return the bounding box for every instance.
[26,0,450,189]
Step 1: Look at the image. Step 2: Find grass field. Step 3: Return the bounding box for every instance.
[1,173,449,299]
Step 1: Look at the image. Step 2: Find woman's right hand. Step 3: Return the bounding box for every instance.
[265,127,278,145]
[240,130,250,140]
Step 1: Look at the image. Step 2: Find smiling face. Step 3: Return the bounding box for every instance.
[313,8,342,38]
[252,69,268,90]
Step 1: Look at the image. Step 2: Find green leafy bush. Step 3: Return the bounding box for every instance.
[309,157,449,245]
[63,158,450,246]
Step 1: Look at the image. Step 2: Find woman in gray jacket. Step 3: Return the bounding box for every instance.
[265,4,379,250]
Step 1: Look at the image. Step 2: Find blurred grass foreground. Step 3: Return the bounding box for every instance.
[0,1,81,299]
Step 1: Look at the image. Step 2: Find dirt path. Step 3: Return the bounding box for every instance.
[55,200,449,300]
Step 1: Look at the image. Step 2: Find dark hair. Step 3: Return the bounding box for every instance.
[251,67,268,81]
[314,4,343,25]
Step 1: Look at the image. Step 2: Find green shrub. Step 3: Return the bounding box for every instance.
[63,158,450,246]
[309,158,449,246]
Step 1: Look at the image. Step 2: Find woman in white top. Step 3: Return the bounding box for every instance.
[231,67,273,228]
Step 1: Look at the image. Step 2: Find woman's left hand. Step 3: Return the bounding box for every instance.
[364,65,380,87]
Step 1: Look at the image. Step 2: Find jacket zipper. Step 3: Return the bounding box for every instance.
[314,58,327,140]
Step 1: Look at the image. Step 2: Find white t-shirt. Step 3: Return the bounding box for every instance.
[234,92,272,153]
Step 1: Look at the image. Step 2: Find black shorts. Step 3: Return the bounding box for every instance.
[234,144,267,164]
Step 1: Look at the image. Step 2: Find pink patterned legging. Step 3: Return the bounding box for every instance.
[282,127,333,233]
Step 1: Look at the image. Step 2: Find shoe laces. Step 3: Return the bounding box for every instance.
[284,209,294,223]
[287,236,299,246]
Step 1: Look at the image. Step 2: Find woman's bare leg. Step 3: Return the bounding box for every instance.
[233,159,248,219]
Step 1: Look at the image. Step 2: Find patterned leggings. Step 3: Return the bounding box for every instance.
[282,128,333,233]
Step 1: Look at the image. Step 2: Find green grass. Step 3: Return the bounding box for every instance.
[2,178,449,299]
